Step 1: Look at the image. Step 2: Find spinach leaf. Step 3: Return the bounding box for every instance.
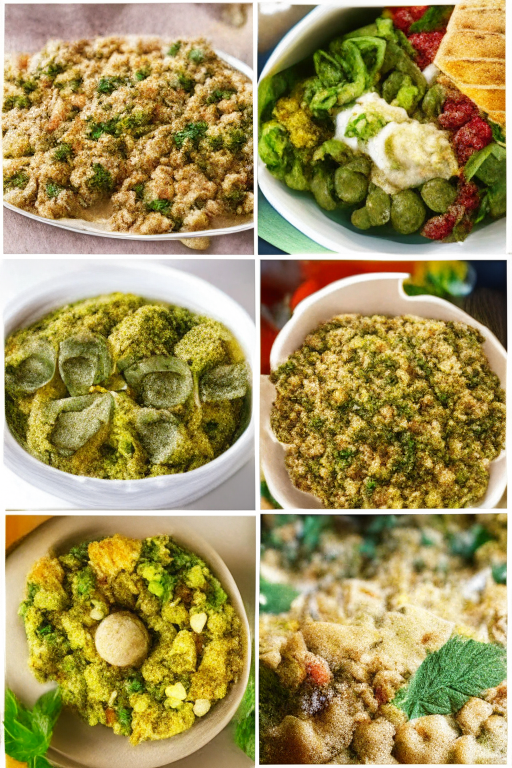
[258,64,302,126]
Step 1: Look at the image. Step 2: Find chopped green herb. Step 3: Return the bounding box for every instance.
[206,88,235,104]
[46,181,65,199]
[43,62,65,79]
[3,95,30,111]
[135,67,151,81]
[75,566,96,597]
[174,121,208,148]
[188,49,205,64]
[53,142,73,161]
[88,163,113,193]
[97,76,126,94]
[393,635,506,720]
[4,171,30,191]
[409,6,454,33]
[132,182,145,200]
[18,78,38,94]
[168,42,181,57]
[146,198,172,215]
[87,117,119,140]
[177,73,195,92]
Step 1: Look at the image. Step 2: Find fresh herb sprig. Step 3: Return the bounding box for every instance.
[234,659,255,760]
[393,636,506,720]
[4,687,62,767]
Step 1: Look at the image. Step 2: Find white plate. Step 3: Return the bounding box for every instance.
[6,516,253,768]
[261,273,507,510]
[258,5,506,255]
[4,51,254,241]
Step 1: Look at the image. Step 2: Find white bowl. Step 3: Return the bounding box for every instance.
[261,273,507,510]
[5,515,252,768]
[4,51,253,242]
[258,5,506,255]
[4,262,255,509]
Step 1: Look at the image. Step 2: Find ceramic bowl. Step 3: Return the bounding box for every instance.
[5,515,252,768]
[4,262,255,509]
[258,5,506,255]
[261,273,507,509]
[4,51,253,241]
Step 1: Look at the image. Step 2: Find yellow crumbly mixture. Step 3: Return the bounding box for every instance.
[270,314,506,509]
[3,36,253,234]
[260,514,507,764]
[5,292,249,479]
[20,534,244,745]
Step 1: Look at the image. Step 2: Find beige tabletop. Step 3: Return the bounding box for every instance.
[3,3,254,255]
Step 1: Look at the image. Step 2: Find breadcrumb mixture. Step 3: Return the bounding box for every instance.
[270,314,505,509]
[3,36,253,234]
[260,514,507,764]
[21,534,243,745]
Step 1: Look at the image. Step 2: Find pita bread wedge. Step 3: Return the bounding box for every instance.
[435,0,505,129]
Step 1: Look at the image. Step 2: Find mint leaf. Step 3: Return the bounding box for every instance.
[4,688,61,761]
[260,578,300,614]
[393,636,506,720]
[492,562,506,585]
[234,662,255,759]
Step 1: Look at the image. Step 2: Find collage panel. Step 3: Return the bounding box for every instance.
[259,512,507,764]
[5,514,256,767]
[261,259,507,511]
[257,2,506,255]
[3,258,256,511]
[4,2,254,255]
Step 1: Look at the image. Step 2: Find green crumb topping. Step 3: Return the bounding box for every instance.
[270,314,505,509]
[20,534,244,745]
[5,292,250,479]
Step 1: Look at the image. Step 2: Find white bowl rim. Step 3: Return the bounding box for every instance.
[3,50,254,241]
[257,5,506,255]
[4,261,255,491]
[264,272,507,510]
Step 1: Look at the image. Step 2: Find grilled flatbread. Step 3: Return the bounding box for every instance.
[434,0,505,129]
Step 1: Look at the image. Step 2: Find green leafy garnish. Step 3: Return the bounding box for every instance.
[261,480,282,509]
[168,42,181,57]
[174,121,208,148]
[234,659,255,759]
[4,687,62,765]
[492,562,506,585]
[393,636,506,720]
[75,566,96,596]
[3,95,30,111]
[409,6,454,33]
[260,577,300,614]
[490,121,506,146]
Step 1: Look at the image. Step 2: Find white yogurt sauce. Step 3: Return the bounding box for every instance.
[334,93,458,194]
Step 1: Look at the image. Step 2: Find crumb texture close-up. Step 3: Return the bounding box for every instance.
[259,514,507,765]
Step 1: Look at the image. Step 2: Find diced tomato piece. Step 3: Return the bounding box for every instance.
[390,6,429,34]
[408,31,445,69]
[306,654,332,686]
[438,95,478,130]
[453,116,493,164]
